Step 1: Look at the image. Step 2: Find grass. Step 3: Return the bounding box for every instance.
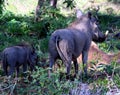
[4,0,37,15]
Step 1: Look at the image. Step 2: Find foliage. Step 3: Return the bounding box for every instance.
[6,19,30,35]
[0,0,4,14]
[113,74,120,88]
[1,61,120,95]
[39,37,49,52]
[63,0,75,9]
[108,0,120,3]
[0,6,74,52]
[4,0,37,15]
[0,32,38,52]
[16,67,76,95]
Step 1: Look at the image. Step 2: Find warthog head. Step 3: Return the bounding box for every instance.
[28,48,38,71]
[71,10,106,42]
[89,13,106,42]
[18,43,38,70]
[25,45,38,71]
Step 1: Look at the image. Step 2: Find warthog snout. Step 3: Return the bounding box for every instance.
[93,31,106,42]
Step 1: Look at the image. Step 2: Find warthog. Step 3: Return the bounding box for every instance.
[48,10,106,77]
[2,43,38,77]
[78,41,120,65]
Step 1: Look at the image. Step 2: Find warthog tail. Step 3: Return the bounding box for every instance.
[55,36,67,63]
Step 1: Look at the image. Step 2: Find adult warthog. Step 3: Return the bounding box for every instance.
[48,10,106,77]
[2,43,38,77]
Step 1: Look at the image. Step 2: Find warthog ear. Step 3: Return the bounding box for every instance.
[87,12,92,19]
[76,9,83,18]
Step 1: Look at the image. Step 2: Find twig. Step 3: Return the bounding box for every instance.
[0,84,13,91]
[104,70,119,93]
[0,78,17,95]
[9,80,17,95]
[111,62,117,78]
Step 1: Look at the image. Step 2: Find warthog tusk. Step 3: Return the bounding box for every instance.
[105,30,109,36]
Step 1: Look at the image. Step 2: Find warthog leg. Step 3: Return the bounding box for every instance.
[22,63,27,77]
[49,58,55,71]
[82,51,88,76]
[65,60,71,75]
[73,59,78,74]
[16,66,19,77]
[23,63,27,72]
[8,64,15,76]
[3,64,8,76]
[49,58,55,78]
[65,59,71,79]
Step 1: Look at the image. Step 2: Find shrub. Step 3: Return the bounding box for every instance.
[6,19,30,35]
[17,67,76,95]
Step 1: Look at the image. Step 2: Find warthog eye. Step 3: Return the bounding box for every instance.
[95,21,99,25]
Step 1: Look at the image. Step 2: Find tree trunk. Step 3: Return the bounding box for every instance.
[34,0,57,22]
[34,0,44,22]
[50,0,57,8]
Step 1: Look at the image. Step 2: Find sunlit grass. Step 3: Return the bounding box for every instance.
[3,0,120,16]
[4,0,38,15]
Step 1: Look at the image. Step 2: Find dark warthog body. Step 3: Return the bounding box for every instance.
[2,44,38,76]
[49,10,106,77]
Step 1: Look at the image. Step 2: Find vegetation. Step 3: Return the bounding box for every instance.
[0,0,120,95]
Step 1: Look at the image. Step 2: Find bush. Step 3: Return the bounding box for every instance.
[39,37,49,53]
[6,19,30,35]
[17,67,76,95]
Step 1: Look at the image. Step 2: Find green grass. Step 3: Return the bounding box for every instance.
[4,0,37,15]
